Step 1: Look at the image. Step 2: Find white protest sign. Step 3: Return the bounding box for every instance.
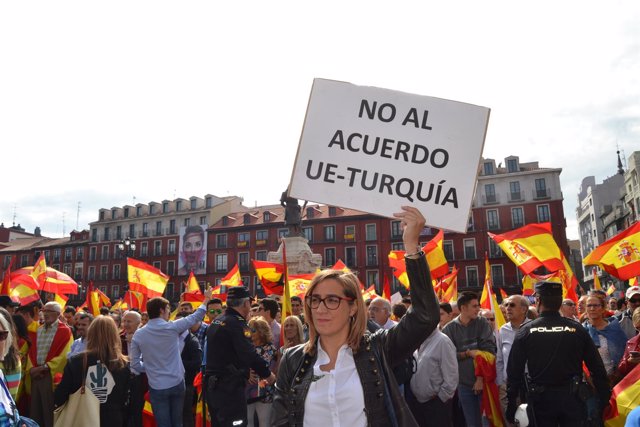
[289,79,490,233]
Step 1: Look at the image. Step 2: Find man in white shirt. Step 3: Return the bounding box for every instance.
[368,297,397,329]
[257,298,281,349]
[496,294,529,416]
[67,312,93,358]
[408,328,458,426]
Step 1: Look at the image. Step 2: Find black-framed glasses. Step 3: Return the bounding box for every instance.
[0,331,8,341]
[307,295,354,310]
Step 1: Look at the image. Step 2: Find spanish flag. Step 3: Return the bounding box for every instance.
[31,254,48,288]
[1,257,14,297]
[331,260,364,289]
[489,223,565,274]
[604,363,640,426]
[584,221,640,280]
[252,260,284,295]
[388,250,410,289]
[9,272,40,305]
[127,258,169,298]
[424,230,450,279]
[220,263,242,287]
[287,273,314,298]
[440,266,458,303]
[481,255,506,330]
[123,290,147,311]
[593,268,602,290]
[361,285,379,301]
[13,266,78,295]
[473,351,505,427]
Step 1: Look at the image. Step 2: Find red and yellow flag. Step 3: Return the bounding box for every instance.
[280,241,292,347]
[440,266,458,303]
[382,276,391,301]
[127,258,169,298]
[53,293,69,311]
[388,250,410,289]
[185,272,201,294]
[1,257,15,297]
[604,363,640,426]
[122,290,147,311]
[287,273,314,298]
[31,254,48,287]
[607,283,616,296]
[473,351,505,427]
[584,221,640,280]
[489,223,565,274]
[481,255,506,330]
[331,260,364,289]
[86,282,111,316]
[13,266,79,295]
[8,272,40,305]
[361,285,379,301]
[424,230,449,279]
[593,268,602,291]
[220,263,242,287]
[252,260,284,295]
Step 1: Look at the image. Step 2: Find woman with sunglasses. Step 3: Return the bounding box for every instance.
[272,206,439,427]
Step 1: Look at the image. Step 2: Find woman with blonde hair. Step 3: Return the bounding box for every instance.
[272,206,439,426]
[55,315,130,426]
[246,316,277,427]
[281,315,305,350]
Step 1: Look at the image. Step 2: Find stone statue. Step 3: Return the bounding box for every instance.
[280,190,307,236]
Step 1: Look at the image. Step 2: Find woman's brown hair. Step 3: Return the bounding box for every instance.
[85,315,128,371]
[303,269,367,355]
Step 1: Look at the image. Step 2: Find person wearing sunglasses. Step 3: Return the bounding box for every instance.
[272,206,439,427]
[205,299,224,324]
[615,286,640,339]
[560,298,578,320]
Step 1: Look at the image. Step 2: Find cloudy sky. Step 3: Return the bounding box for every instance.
[1,1,639,241]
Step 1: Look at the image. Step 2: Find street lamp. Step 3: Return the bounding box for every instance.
[118,237,136,258]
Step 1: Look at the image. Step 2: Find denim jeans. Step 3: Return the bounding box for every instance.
[457,384,483,427]
[149,380,186,427]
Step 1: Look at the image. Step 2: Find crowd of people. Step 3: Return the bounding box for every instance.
[0,206,639,427]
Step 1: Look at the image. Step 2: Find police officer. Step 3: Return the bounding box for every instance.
[506,281,610,426]
[205,286,276,427]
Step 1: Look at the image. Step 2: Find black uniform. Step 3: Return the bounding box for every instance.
[205,306,271,427]
[507,311,610,426]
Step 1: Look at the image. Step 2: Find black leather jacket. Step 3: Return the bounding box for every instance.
[272,255,438,426]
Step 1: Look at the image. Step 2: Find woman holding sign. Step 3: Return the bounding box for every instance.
[271,206,439,427]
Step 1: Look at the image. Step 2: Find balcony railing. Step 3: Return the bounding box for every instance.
[533,188,550,199]
[482,194,499,205]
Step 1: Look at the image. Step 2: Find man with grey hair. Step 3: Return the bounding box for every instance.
[369,297,397,329]
[121,310,144,427]
[206,286,276,427]
[28,301,74,427]
[496,294,530,415]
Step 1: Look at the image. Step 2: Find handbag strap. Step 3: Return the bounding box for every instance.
[80,353,88,395]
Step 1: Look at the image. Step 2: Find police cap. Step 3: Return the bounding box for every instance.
[534,281,563,297]
[227,286,251,299]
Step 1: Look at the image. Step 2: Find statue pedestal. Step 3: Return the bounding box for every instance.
[267,236,322,275]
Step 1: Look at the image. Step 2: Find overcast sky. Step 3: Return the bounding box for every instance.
[1,1,639,242]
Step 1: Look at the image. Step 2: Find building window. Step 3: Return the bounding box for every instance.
[483,162,494,175]
[169,220,176,234]
[88,266,95,280]
[136,206,142,216]
[200,216,206,225]
[206,197,213,208]
[111,209,116,220]
[76,247,84,260]
[467,214,475,232]
[113,264,121,280]
[443,240,454,260]
[344,225,356,241]
[365,224,377,241]
[129,224,135,239]
[509,181,521,201]
[176,201,182,211]
[263,212,270,222]
[507,158,518,173]
[101,246,109,261]
[302,227,313,242]
[64,248,72,261]
[306,207,315,219]
[124,208,129,218]
[141,242,148,257]
[142,223,149,237]
[100,266,108,280]
[256,251,267,261]
[366,245,378,266]
[484,184,496,204]
[278,228,289,239]
[463,239,476,259]
[191,199,197,210]
[184,218,191,227]
[150,204,155,215]
[535,178,547,198]
[491,264,504,287]
[256,230,268,241]
[328,206,336,216]
[91,229,98,242]
[167,260,175,275]
[487,210,499,230]
[239,252,250,272]
[391,242,404,251]
[366,271,379,289]
[345,247,357,268]
[116,225,122,240]
[325,248,336,266]
[215,254,228,272]
[391,221,402,238]
[103,227,110,241]
[168,239,176,255]
[511,207,524,228]
[243,214,251,225]
[154,241,162,256]
[216,234,228,248]
[489,238,503,258]
[324,226,336,242]
[466,266,479,287]
[537,205,551,222]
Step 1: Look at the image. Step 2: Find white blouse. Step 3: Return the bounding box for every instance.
[303,342,367,427]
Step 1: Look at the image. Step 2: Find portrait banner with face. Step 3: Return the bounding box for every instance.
[289,78,490,233]
[179,224,208,275]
